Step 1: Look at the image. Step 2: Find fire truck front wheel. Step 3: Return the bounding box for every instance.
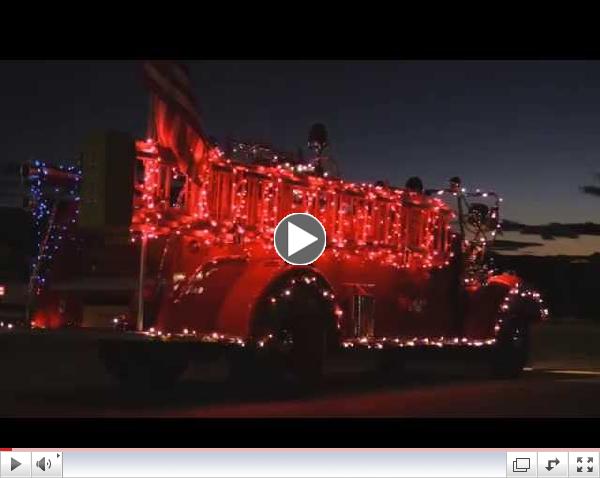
[490,320,530,379]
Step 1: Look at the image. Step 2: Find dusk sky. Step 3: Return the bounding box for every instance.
[3,60,600,226]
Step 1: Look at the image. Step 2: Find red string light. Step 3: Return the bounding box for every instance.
[130,140,455,270]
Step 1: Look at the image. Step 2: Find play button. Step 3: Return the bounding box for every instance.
[274,213,326,265]
[1,452,31,476]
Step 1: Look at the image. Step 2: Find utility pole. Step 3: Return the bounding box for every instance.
[136,233,148,332]
[136,94,155,332]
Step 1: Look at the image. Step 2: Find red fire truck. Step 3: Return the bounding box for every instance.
[17,137,549,388]
[14,77,548,389]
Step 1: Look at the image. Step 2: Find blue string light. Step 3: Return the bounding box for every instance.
[25,160,82,295]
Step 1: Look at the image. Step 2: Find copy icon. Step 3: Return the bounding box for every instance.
[514,458,531,472]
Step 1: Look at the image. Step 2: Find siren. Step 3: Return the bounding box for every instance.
[449,176,462,193]
[308,123,328,155]
[405,176,424,194]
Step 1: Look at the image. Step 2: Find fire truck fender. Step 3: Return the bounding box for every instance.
[464,273,547,339]
[483,273,548,378]
[492,275,548,330]
[215,260,290,337]
[216,262,337,340]
[249,267,339,344]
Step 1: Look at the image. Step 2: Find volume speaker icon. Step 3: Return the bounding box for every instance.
[36,457,51,471]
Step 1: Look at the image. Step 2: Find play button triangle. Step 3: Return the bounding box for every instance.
[273,213,326,265]
[288,221,318,257]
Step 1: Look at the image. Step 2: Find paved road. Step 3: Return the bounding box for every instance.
[1,322,600,417]
[2,359,600,417]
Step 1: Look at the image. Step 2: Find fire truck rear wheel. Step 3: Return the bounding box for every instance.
[99,342,190,389]
[232,283,333,390]
[490,320,530,379]
[230,323,328,391]
[284,307,328,389]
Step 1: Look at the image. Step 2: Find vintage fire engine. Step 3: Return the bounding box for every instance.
[16,76,548,387]
[18,133,549,387]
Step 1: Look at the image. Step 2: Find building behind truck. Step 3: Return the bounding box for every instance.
[23,131,141,330]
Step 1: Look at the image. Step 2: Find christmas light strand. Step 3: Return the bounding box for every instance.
[24,160,81,296]
[130,140,455,271]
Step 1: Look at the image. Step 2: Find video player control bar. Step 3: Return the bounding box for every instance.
[1,450,598,477]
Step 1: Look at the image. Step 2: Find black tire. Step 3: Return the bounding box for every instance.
[285,305,328,388]
[231,316,328,391]
[98,341,189,390]
[490,320,530,379]
[233,277,333,390]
